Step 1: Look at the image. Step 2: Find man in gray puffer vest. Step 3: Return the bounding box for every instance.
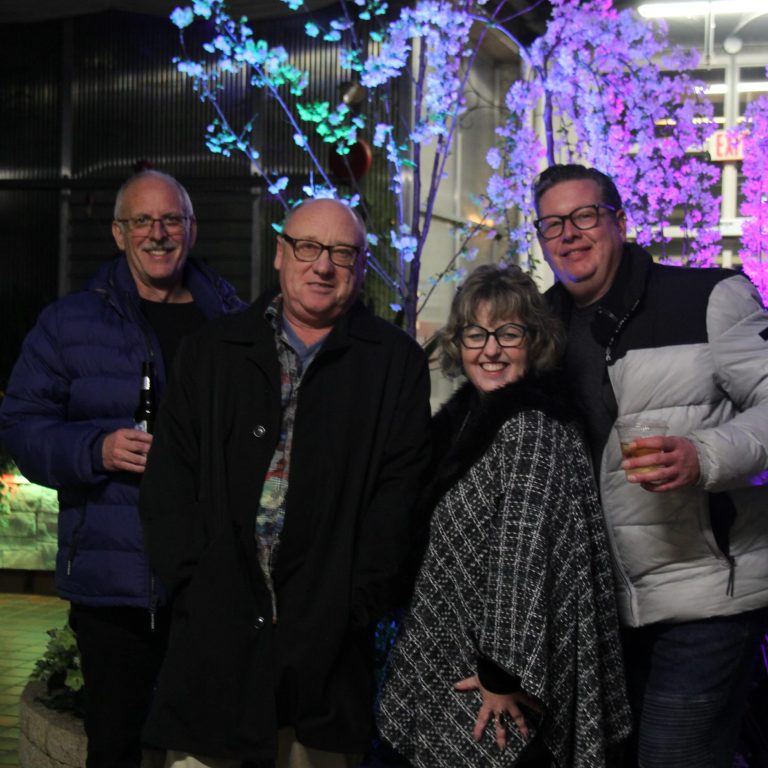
[535,163,768,768]
[0,170,245,768]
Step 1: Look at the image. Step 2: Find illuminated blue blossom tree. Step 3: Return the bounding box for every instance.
[170,0,723,336]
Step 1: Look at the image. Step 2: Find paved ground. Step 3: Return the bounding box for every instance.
[0,593,69,768]
[1,591,765,768]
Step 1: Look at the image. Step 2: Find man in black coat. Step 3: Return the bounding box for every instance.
[139,198,431,768]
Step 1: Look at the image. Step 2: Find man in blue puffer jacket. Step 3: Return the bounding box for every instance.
[0,170,245,768]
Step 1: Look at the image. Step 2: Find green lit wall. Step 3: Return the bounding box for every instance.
[0,474,58,571]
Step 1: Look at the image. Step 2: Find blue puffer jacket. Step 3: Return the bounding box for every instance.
[0,255,245,609]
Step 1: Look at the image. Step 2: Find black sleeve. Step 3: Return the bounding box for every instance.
[477,654,521,694]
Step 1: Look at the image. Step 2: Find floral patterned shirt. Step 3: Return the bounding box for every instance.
[256,296,326,620]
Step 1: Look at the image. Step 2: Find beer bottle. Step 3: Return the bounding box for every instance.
[133,362,155,433]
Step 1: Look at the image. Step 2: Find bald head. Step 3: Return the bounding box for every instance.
[284,199,366,244]
[275,198,368,339]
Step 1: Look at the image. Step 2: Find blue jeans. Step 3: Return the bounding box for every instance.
[621,608,768,768]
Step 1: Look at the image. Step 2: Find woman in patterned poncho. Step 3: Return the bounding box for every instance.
[377,265,631,767]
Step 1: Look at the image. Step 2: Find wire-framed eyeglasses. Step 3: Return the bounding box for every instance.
[280,233,362,268]
[458,322,528,349]
[534,204,616,241]
[115,214,191,236]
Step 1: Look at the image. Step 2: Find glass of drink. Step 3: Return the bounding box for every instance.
[615,417,668,480]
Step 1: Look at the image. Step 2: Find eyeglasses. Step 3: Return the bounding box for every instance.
[534,204,616,241]
[115,214,191,236]
[280,233,362,268]
[458,322,528,349]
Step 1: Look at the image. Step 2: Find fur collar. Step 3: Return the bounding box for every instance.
[424,372,575,514]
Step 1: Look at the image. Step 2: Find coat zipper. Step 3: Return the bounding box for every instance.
[601,298,640,364]
[107,269,163,624]
[149,574,158,630]
[66,507,87,576]
[599,297,642,622]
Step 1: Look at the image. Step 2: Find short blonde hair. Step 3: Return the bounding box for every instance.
[438,264,564,379]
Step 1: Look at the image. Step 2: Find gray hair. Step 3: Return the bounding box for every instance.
[113,170,194,219]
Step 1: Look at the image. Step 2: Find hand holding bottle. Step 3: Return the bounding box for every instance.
[134,362,156,433]
[102,428,153,473]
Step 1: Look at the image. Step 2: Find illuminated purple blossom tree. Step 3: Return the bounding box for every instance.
[170,0,723,335]
[483,0,721,268]
[739,92,768,303]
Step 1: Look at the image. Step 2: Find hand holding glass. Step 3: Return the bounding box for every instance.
[615,418,668,481]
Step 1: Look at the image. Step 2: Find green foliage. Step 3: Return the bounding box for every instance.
[30,624,85,717]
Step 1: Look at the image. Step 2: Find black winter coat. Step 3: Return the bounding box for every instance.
[139,295,431,760]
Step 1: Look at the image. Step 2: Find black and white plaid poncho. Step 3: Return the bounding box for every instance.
[377,376,632,767]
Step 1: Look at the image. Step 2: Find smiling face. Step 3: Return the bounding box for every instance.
[536,178,626,307]
[460,302,529,394]
[274,199,366,333]
[111,175,197,301]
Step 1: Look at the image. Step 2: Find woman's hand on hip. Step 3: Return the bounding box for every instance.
[454,674,542,751]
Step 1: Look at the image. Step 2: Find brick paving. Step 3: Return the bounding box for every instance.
[0,593,68,768]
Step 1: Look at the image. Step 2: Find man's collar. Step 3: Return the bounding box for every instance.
[217,291,384,348]
[547,243,654,352]
[265,294,283,331]
[548,243,652,313]
[598,243,653,318]
[266,295,330,355]
[263,293,382,344]
[588,243,653,349]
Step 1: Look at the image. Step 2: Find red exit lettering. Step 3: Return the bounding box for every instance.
[710,130,744,161]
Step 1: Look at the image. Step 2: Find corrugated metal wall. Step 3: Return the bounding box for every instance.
[0,7,400,388]
[0,19,62,388]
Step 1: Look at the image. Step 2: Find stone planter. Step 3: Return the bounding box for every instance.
[19,681,163,768]
[19,681,86,768]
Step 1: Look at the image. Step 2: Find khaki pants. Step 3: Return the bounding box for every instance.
[165,729,363,768]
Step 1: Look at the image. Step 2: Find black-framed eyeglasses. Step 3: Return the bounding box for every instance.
[280,233,362,268]
[534,204,616,241]
[115,214,191,236]
[458,322,528,349]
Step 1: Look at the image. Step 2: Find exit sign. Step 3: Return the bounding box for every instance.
[709,130,744,162]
